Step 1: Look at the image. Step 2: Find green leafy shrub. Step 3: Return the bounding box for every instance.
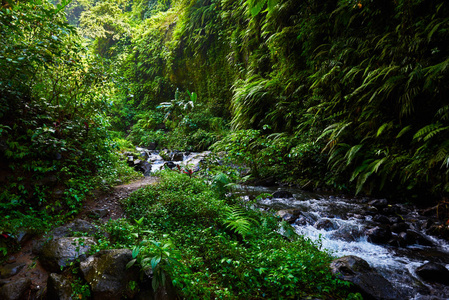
[120,171,351,299]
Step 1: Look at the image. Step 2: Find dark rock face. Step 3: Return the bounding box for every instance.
[402,230,434,247]
[330,255,402,300]
[135,161,152,176]
[39,237,97,273]
[272,190,293,198]
[365,226,392,244]
[373,214,391,225]
[416,262,449,285]
[171,152,184,161]
[368,199,388,210]
[80,249,140,300]
[47,273,73,300]
[0,262,26,279]
[0,278,32,300]
[164,161,176,169]
[314,219,337,231]
[147,142,157,150]
[390,222,409,233]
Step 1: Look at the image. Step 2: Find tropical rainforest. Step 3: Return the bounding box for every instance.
[1,0,449,298]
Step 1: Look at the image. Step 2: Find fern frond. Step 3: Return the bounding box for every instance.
[413,123,447,141]
[222,206,258,237]
[345,144,363,166]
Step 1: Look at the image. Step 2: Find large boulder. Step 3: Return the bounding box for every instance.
[80,249,139,300]
[0,278,31,300]
[39,237,97,273]
[49,219,104,240]
[330,255,402,300]
[33,220,104,254]
[416,262,449,285]
[47,273,73,300]
[365,226,391,244]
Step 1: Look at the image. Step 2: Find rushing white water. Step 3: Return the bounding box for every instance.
[236,186,449,299]
[135,147,211,173]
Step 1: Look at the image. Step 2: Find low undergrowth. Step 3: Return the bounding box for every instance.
[105,171,356,299]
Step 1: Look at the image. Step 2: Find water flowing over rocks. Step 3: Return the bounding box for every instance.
[125,147,210,175]
[330,255,402,300]
[235,185,449,299]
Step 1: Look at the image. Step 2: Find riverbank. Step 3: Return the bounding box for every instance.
[0,172,355,299]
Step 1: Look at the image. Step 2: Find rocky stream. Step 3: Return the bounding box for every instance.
[1,148,449,299]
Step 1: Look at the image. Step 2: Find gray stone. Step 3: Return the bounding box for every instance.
[405,230,433,246]
[330,255,402,300]
[0,278,31,300]
[416,262,449,285]
[171,152,184,161]
[39,237,97,273]
[314,219,337,231]
[0,262,26,279]
[80,249,139,300]
[373,214,391,225]
[365,226,391,244]
[368,199,388,209]
[47,273,73,300]
[11,230,33,245]
[50,219,104,239]
[390,222,409,233]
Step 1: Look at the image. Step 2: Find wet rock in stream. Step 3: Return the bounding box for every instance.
[365,226,392,244]
[330,255,402,300]
[416,262,449,285]
[272,190,293,198]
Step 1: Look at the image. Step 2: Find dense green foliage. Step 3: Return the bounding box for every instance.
[116,171,354,299]
[96,0,449,200]
[0,0,139,247]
